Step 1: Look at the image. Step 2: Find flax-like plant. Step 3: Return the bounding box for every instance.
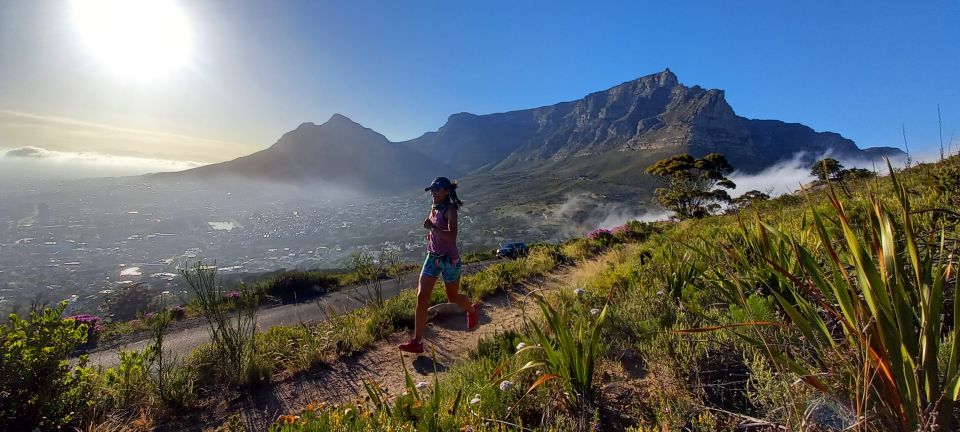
[495,291,609,427]
[179,260,259,385]
[708,162,960,431]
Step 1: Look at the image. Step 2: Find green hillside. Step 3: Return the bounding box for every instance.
[2,156,958,431]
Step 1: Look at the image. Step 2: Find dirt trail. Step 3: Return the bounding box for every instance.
[191,267,575,431]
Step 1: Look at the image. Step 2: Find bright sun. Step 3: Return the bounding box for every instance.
[71,0,193,80]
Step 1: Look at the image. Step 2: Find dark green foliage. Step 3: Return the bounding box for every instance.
[101,282,157,321]
[471,330,522,361]
[810,157,844,181]
[842,167,876,181]
[256,270,339,301]
[932,154,960,201]
[645,153,736,219]
[810,158,877,183]
[728,190,771,213]
[0,302,94,430]
[620,220,658,242]
[461,249,497,263]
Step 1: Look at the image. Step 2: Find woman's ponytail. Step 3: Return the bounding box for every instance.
[448,181,463,209]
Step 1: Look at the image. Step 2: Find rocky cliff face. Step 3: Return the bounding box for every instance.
[403,69,900,174]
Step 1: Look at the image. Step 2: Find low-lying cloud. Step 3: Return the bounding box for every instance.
[0,146,206,180]
[4,146,51,158]
[727,151,911,198]
[0,110,259,164]
[547,192,670,236]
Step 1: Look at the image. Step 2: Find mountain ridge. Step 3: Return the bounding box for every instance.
[161,69,903,195]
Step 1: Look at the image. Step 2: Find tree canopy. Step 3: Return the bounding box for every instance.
[645,153,736,219]
[810,158,876,183]
[810,158,844,181]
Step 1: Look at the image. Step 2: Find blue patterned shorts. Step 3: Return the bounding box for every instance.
[421,253,461,283]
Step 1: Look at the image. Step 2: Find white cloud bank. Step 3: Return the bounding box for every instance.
[0,145,205,181]
[0,110,259,164]
[727,151,911,199]
[546,192,670,236]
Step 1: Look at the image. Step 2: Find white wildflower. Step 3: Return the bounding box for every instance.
[516,342,527,350]
[416,381,429,390]
[499,380,514,391]
[590,308,600,316]
[574,288,585,297]
[470,394,481,405]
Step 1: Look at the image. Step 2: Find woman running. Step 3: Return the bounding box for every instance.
[398,177,479,354]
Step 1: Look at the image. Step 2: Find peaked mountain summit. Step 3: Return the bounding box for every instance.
[162,113,442,191]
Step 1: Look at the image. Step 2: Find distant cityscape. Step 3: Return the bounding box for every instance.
[0,177,540,316]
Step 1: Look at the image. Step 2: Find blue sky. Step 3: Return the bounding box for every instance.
[0,0,957,166]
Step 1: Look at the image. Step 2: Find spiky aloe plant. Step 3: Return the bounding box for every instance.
[705,162,960,431]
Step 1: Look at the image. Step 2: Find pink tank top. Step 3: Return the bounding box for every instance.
[427,204,459,261]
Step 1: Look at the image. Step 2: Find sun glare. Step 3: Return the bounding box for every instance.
[71,0,193,80]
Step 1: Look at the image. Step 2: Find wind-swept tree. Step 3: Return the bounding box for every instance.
[645,153,736,219]
[809,157,844,181]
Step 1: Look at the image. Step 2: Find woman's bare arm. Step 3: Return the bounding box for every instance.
[432,207,458,242]
[423,209,434,229]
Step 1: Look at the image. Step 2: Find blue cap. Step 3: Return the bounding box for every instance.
[424,177,453,191]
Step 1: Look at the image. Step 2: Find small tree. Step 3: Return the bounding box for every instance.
[645,153,736,219]
[810,158,844,181]
[842,167,876,181]
[347,251,385,307]
[380,247,406,294]
[727,190,771,213]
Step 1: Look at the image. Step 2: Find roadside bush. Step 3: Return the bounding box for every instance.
[101,282,157,321]
[462,249,497,263]
[257,270,339,301]
[169,304,187,320]
[0,302,95,430]
[101,349,152,409]
[587,228,618,247]
[66,313,104,345]
[561,237,606,262]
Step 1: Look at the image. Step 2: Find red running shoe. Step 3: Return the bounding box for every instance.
[467,303,480,331]
[398,337,424,354]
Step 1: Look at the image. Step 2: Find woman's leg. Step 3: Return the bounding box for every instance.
[442,279,473,312]
[414,273,438,340]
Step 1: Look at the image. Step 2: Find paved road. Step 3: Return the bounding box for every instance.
[84,260,497,368]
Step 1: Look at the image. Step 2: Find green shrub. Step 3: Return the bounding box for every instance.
[0,302,95,430]
[102,349,152,409]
